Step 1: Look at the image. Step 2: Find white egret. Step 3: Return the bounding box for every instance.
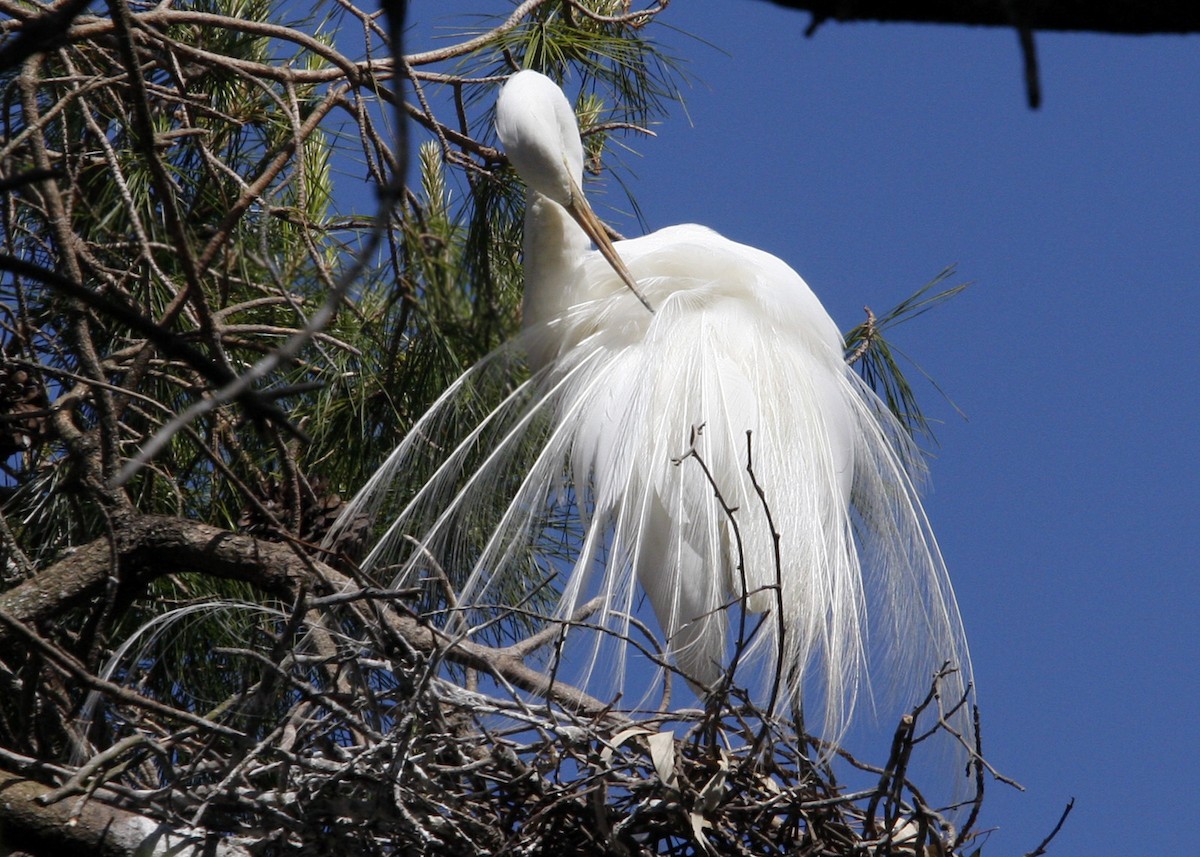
[336,70,971,747]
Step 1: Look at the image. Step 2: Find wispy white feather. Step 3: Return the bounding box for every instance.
[328,71,972,752]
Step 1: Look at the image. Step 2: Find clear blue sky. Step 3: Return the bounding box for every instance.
[405,4,1200,853]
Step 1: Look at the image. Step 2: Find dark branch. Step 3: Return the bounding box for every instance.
[766,0,1200,35]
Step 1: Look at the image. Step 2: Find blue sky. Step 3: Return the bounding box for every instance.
[405,4,1200,854]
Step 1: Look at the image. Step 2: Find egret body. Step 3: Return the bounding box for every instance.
[338,70,971,747]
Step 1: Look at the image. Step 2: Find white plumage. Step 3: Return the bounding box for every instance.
[336,70,971,745]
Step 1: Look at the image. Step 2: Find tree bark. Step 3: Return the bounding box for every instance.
[0,769,253,857]
[0,516,310,642]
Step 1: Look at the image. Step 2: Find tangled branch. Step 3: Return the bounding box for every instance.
[0,3,1063,854]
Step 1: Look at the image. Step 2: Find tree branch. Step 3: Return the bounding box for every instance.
[770,0,1200,34]
[0,769,254,857]
[0,515,618,719]
[0,517,304,637]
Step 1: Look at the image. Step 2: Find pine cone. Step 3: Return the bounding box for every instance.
[0,360,50,459]
[237,475,369,563]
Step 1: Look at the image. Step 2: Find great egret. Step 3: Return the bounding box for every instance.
[336,70,971,746]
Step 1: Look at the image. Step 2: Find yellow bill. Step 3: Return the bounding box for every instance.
[566,175,654,313]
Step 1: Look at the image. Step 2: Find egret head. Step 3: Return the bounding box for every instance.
[497,70,653,312]
[496,69,585,208]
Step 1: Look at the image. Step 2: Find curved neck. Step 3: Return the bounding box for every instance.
[521,189,590,332]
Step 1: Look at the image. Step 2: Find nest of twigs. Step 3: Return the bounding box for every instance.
[0,566,1020,857]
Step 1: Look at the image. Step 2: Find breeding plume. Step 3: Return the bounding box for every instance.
[336,70,971,743]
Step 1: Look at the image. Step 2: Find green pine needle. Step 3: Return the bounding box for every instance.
[844,266,971,445]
